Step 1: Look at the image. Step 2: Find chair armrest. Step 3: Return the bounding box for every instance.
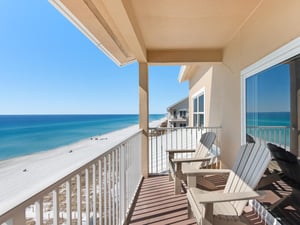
[189,187,264,203]
[172,157,212,163]
[183,168,231,175]
[166,149,196,153]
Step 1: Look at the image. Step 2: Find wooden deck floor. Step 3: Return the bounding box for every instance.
[128,161,300,225]
[128,175,266,225]
[128,176,196,225]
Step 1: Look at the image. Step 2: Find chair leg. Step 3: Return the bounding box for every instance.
[169,172,173,181]
[175,174,181,194]
[174,162,182,194]
[187,200,193,218]
[204,203,214,224]
[169,153,174,181]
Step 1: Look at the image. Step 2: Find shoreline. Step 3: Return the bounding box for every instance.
[0,117,166,214]
[0,116,166,163]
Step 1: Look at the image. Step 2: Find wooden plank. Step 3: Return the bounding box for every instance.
[183,168,231,175]
[166,149,196,153]
[172,157,211,163]
[189,188,261,204]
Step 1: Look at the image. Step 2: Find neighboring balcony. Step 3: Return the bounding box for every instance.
[0,125,294,225]
[167,115,189,128]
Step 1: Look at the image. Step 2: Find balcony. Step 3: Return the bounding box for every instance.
[0,125,296,225]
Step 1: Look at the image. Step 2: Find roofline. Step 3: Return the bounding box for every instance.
[49,0,136,67]
[178,65,187,82]
[178,65,196,82]
[167,97,188,110]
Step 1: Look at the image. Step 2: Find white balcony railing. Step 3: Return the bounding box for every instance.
[0,130,142,225]
[149,126,222,174]
[0,125,288,225]
[246,126,290,149]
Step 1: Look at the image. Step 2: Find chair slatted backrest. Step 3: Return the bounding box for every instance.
[192,132,216,169]
[224,143,271,216]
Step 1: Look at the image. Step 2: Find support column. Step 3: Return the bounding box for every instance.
[289,61,300,156]
[139,63,149,177]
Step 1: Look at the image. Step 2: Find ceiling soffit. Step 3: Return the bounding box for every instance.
[129,0,262,49]
[51,0,262,65]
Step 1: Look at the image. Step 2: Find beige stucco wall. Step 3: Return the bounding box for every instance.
[189,64,239,168]
[189,65,213,127]
[189,0,300,168]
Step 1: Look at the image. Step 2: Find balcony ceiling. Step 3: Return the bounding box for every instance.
[51,0,262,65]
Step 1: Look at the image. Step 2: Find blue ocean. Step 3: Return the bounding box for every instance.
[246,112,290,127]
[0,114,165,160]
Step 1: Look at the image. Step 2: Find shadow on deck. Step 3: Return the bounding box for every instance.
[128,176,196,225]
[257,160,300,225]
[128,175,267,225]
[128,159,300,225]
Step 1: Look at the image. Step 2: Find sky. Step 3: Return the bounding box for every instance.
[0,1,188,115]
[246,63,290,113]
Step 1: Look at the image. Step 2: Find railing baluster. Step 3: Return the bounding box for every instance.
[115,149,119,224]
[104,157,107,225]
[160,129,163,172]
[66,180,71,225]
[119,145,125,224]
[150,129,153,174]
[112,151,115,225]
[92,164,96,225]
[108,154,112,225]
[85,168,90,225]
[98,159,103,225]
[76,174,82,225]
[154,129,158,173]
[35,199,43,225]
[284,127,287,148]
[175,128,178,149]
[53,188,59,225]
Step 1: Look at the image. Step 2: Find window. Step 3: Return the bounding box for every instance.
[193,91,205,127]
[246,64,290,128]
[241,38,300,144]
[179,110,186,118]
[245,63,291,146]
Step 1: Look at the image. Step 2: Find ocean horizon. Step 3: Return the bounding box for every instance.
[0,112,290,161]
[246,111,290,127]
[0,114,165,161]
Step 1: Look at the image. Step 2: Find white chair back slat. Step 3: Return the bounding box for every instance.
[224,144,252,193]
[192,132,216,169]
[234,144,261,192]
[224,143,271,216]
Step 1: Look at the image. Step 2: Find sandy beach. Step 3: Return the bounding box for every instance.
[0,118,166,216]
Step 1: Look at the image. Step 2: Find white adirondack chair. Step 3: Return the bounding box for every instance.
[183,143,271,225]
[167,132,218,194]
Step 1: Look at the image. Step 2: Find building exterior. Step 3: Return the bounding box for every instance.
[3,1,300,224]
[48,0,300,170]
[167,97,188,128]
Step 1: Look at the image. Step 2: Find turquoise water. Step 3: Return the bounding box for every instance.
[246,112,290,127]
[0,114,165,160]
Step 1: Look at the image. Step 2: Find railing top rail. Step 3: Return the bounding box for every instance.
[149,126,222,129]
[246,126,290,129]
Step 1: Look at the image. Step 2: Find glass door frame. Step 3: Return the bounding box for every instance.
[240,37,300,144]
